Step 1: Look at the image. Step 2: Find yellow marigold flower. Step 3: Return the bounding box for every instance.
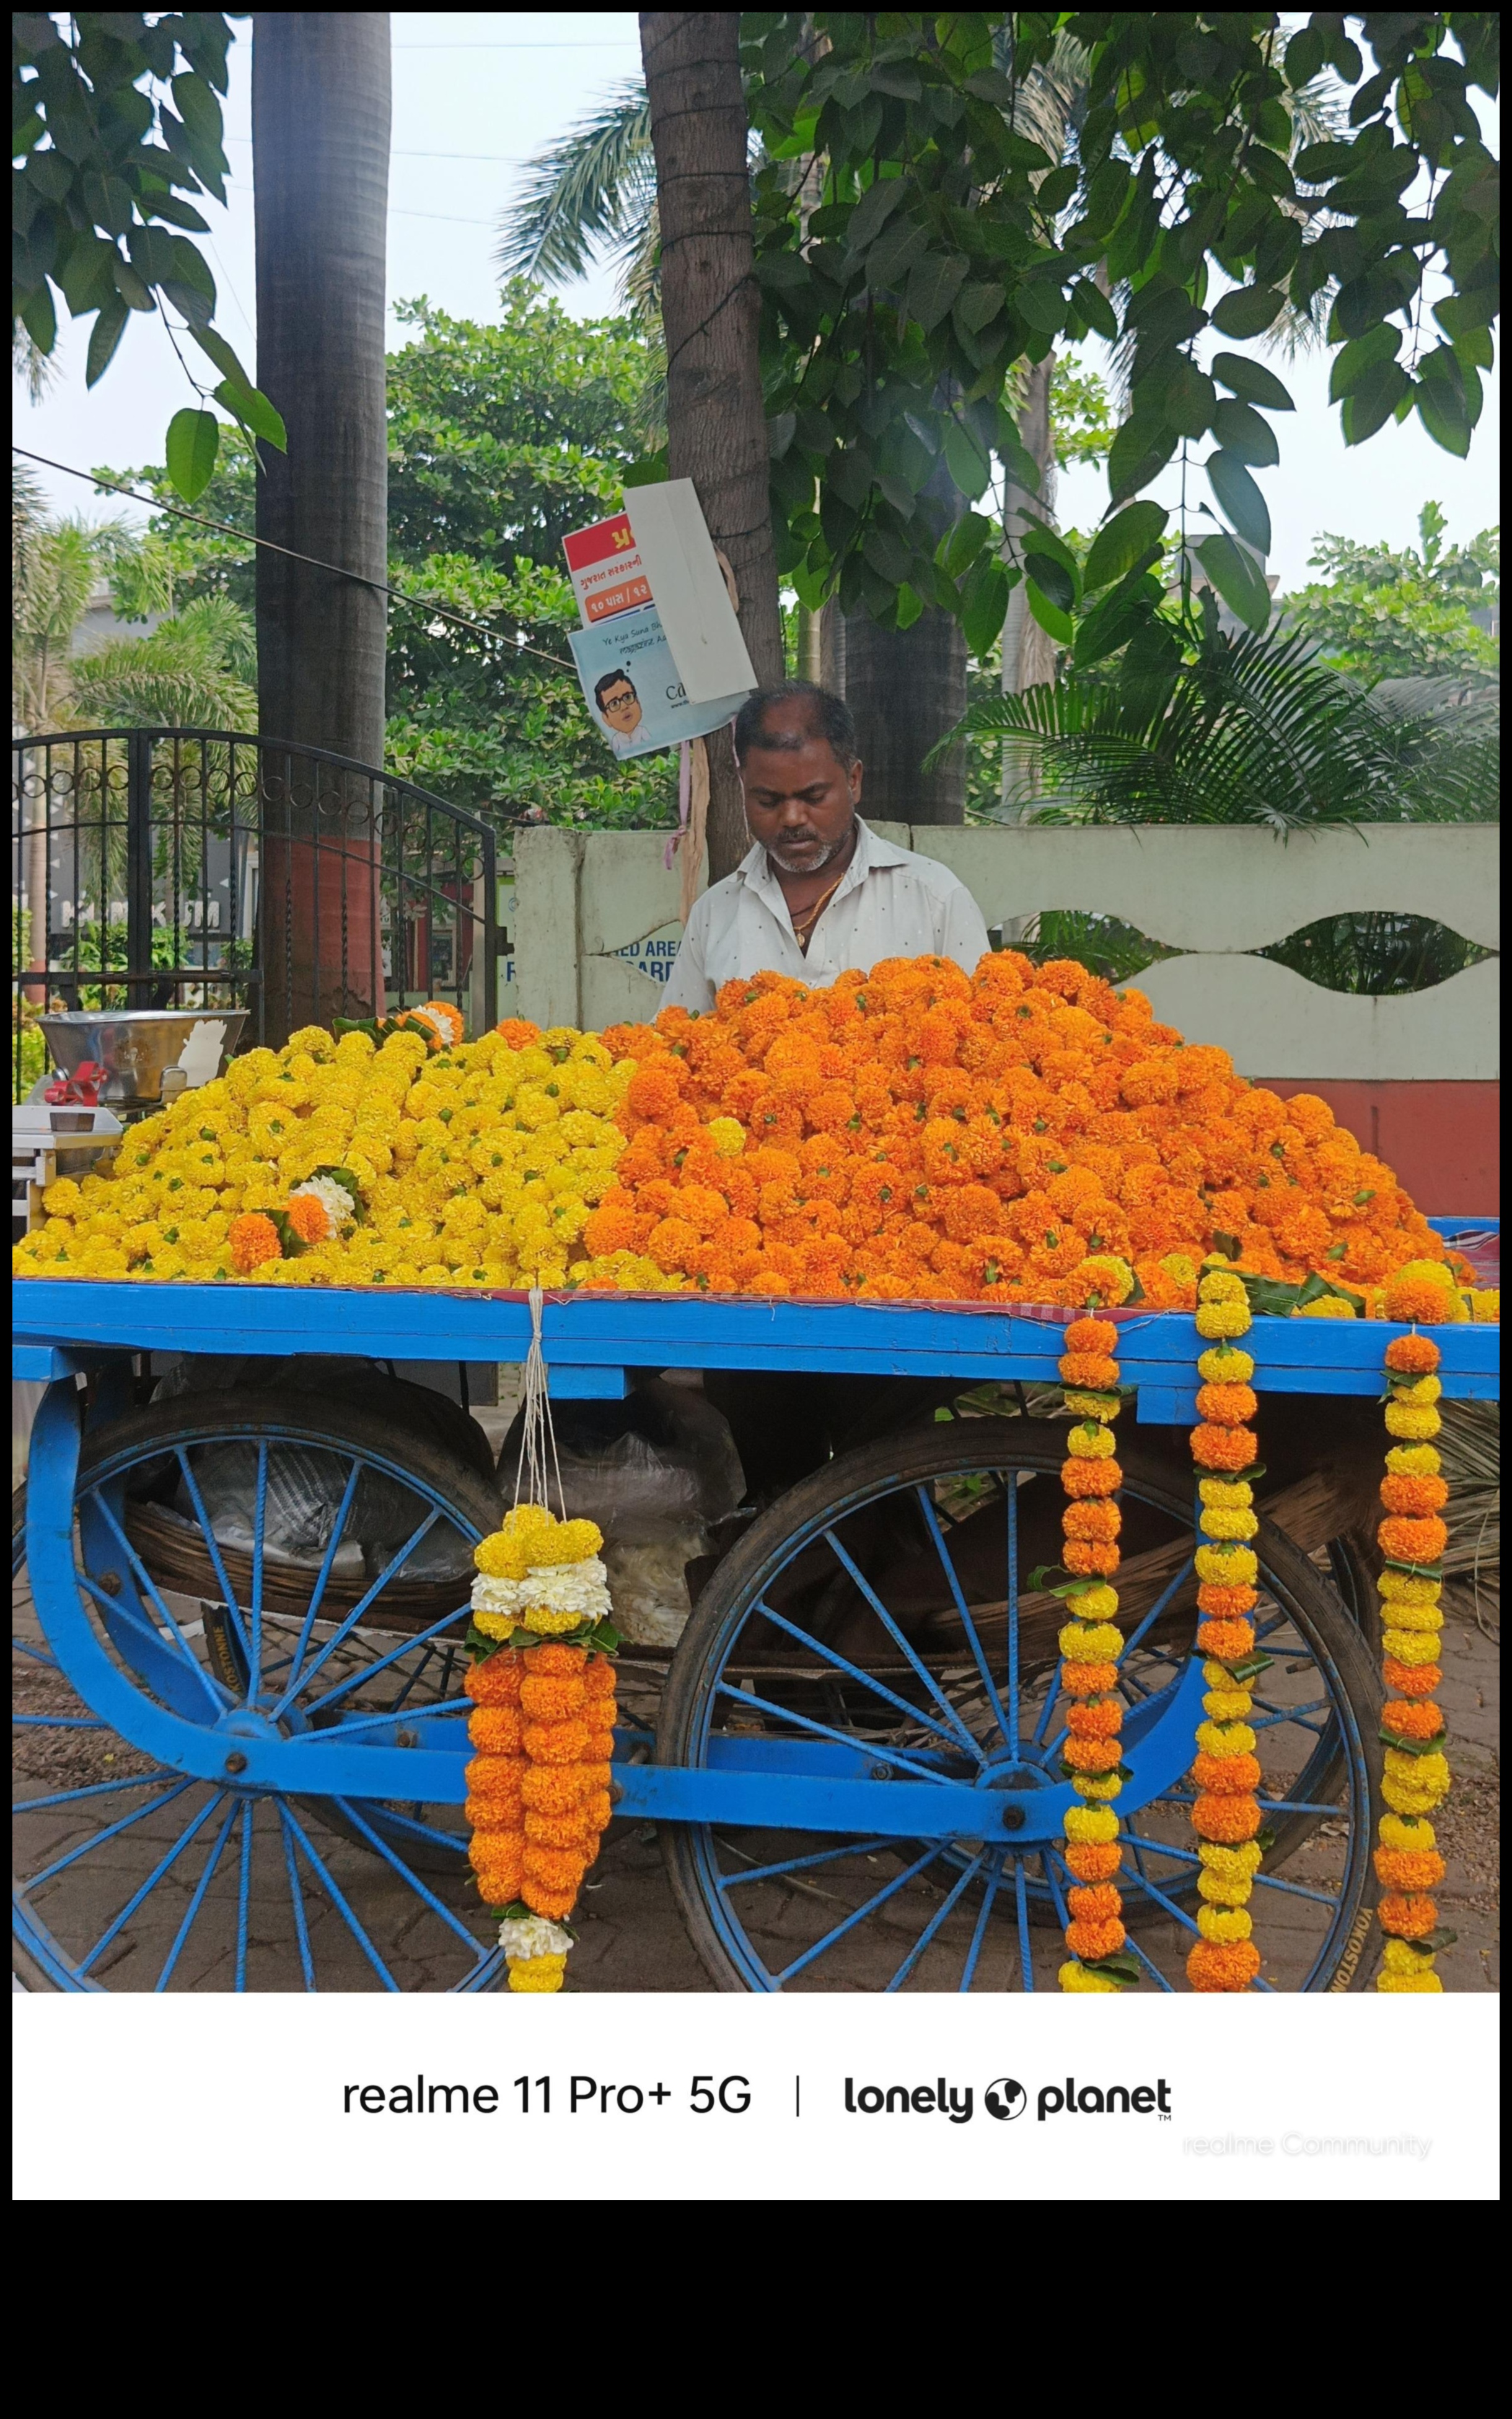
[1299,1294,1356,1319]
[1381,1628,1442,1665]
[1066,1421,1117,1460]
[1202,1688,1254,1723]
[1058,1960,1120,1992]
[1160,1253,1198,1288]
[1379,1813,1436,1854]
[1198,1270,1247,1305]
[1195,1544,1258,1586]
[506,1953,567,1993]
[1197,1345,1255,1383]
[1063,1805,1120,1844]
[1197,1905,1253,1942]
[1386,1444,1441,1478]
[1468,1287,1499,1322]
[1376,1569,1443,1608]
[706,1117,746,1157]
[1195,1719,1257,1757]
[1200,1507,1258,1541]
[1073,1770,1123,1801]
[1198,1840,1262,1879]
[1380,1937,1432,1976]
[1382,1747,1449,1802]
[1195,1302,1250,1339]
[473,1610,517,1641]
[1376,1967,1443,1992]
[1198,1477,1253,1510]
[1058,1619,1123,1663]
[520,1605,587,1636]
[1396,1373,1443,1405]
[41,1176,84,1217]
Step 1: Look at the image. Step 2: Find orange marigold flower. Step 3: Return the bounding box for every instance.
[523,1643,589,1677]
[1066,1698,1123,1739]
[1059,1352,1121,1389]
[1197,1618,1257,1663]
[1062,1659,1120,1697]
[467,1705,524,1753]
[1065,1316,1119,1355]
[519,1674,587,1721]
[1187,1938,1262,1991]
[1378,1892,1439,1941]
[1381,1698,1444,1743]
[1197,1583,1259,1621]
[522,1717,592,1765]
[1063,1499,1122,1541]
[521,1882,579,1921]
[229,1212,282,1272]
[1383,1656,1441,1698]
[1384,1333,1443,1375]
[1060,1457,1122,1498]
[1378,1514,1449,1564]
[520,1761,598,1813]
[1374,1848,1446,1893]
[1192,1750,1262,1796]
[1067,1883,1123,1924]
[1063,1842,1123,1884]
[581,1659,618,1699]
[1383,1271,1457,1324]
[1190,1422,1259,1471]
[494,1016,543,1049]
[465,1794,523,1834]
[464,1753,527,1797]
[1066,1916,1126,1960]
[524,1807,597,1851]
[1195,1380,1259,1426]
[1379,1474,1450,1517]
[1063,1539,1121,1577]
[465,1652,524,1706]
[1192,1790,1263,1844]
[1061,1735,1123,1774]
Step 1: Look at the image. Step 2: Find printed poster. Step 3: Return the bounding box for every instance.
[562,511,651,625]
[568,604,751,761]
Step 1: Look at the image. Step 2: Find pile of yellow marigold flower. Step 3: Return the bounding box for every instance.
[12,1014,674,1294]
[12,954,1500,1315]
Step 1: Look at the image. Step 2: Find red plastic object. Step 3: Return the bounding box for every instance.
[43,1059,107,1108]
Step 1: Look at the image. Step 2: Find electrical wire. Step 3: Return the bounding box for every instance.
[11,444,577,675]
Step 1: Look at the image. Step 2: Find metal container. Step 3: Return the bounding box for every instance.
[39,1008,248,1114]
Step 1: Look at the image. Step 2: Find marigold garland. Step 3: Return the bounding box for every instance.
[1054,1315,1138,1993]
[1371,1272,1457,1993]
[465,1504,619,1992]
[1186,1269,1265,1991]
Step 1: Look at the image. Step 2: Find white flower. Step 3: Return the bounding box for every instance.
[500,1915,572,1960]
[289,1173,357,1236]
[472,1573,525,1615]
[471,1557,611,1623]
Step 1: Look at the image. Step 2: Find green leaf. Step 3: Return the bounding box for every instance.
[1340,361,1410,444]
[1083,503,1168,593]
[1415,378,1471,459]
[84,296,130,387]
[1069,277,1118,341]
[189,319,256,394]
[1206,450,1272,555]
[1209,284,1285,338]
[954,279,1004,335]
[959,555,1011,659]
[1195,535,1271,632]
[1013,514,1079,576]
[164,405,221,503]
[170,69,226,154]
[1211,353,1294,412]
[905,250,970,334]
[1210,399,1280,467]
[848,175,906,253]
[110,253,155,312]
[214,379,287,452]
[1329,320,1401,402]
[17,279,56,353]
[622,449,669,488]
[1025,579,1075,646]
[1106,412,1176,504]
[941,417,991,499]
[940,509,993,578]
[144,190,212,234]
[1160,355,1217,439]
[1025,551,1076,614]
[1379,1724,1448,1758]
[866,214,930,292]
[1016,281,1067,335]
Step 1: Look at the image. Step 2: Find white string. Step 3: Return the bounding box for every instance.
[512,1285,566,1518]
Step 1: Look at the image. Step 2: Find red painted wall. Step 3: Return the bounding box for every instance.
[1260,1080,1500,1216]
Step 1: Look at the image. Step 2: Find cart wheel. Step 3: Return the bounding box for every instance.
[14,1393,504,1991]
[659,1419,1381,1993]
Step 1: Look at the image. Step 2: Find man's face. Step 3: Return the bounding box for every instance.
[740,708,863,874]
[599,679,641,735]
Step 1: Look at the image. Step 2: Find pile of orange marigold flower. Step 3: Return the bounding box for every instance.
[583,951,1463,1308]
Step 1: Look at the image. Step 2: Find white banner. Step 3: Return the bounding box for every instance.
[13,1991,1498,2201]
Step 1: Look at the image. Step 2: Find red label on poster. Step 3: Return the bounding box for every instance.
[563,514,651,623]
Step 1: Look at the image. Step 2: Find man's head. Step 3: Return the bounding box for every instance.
[594,669,641,736]
[732,682,862,874]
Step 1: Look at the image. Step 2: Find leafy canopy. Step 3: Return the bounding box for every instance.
[1284,501,1500,681]
[12,10,284,498]
[744,10,1500,651]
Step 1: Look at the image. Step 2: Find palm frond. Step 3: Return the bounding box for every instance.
[496,79,656,291]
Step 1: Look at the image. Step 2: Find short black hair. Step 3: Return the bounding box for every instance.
[733,681,858,771]
[594,668,636,708]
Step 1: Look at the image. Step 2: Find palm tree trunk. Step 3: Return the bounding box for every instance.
[253,12,390,1039]
[640,11,784,884]
[998,351,1059,842]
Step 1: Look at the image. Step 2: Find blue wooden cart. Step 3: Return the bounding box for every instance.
[13,1235,1498,1994]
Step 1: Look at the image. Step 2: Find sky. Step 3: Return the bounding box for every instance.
[14,11,1500,594]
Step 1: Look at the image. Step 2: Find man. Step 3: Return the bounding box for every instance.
[594,668,645,757]
[664,681,988,1011]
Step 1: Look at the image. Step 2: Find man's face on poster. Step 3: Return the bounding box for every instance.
[597,676,641,736]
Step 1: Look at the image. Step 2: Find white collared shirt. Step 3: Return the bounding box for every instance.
[663,819,991,1013]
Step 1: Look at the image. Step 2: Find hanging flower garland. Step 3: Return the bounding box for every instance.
[1373,1264,1457,1991]
[465,1504,621,1993]
[1056,1312,1137,1994]
[1186,1267,1266,1992]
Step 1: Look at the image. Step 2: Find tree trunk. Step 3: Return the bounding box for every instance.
[841,609,967,824]
[641,11,784,884]
[253,12,390,1039]
[998,351,1059,829]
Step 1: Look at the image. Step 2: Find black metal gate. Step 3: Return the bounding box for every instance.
[12,728,499,1099]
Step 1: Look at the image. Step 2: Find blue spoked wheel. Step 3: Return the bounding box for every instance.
[659,1420,1382,1993]
[14,1392,503,1991]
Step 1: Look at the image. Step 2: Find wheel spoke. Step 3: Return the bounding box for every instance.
[329,1796,488,1952]
[718,1836,895,1891]
[275,1800,401,1989]
[711,1680,955,1785]
[25,1781,195,1888]
[76,1790,227,1977]
[749,1598,977,1759]
[1005,1474,1021,1748]
[886,1849,988,1992]
[15,1769,180,1813]
[1013,1854,1034,1991]
[278,1804,318,1990]
[279,1457,363,1701]
[323,1694,470,1738]
[234,1796,254,1988]
[270,1509,446,1716]
[775,1843,940,1985]
[155,1796,239,1990]
[959,1850,1005,1991]
[1119,1554,1198,1663]
[820,1530,985,1763]
[174,1447,253,1669]
[296,1595,472,1719]
[915,1488,1013,1750]
[12,1714,107,1729]
[81,1486,232,1698]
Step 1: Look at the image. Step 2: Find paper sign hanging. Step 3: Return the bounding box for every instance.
[567,604,752,760]
[620,479,757,705]
[562,513,652,625]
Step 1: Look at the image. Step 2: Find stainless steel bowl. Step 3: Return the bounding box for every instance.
[40,1008,248,1112]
